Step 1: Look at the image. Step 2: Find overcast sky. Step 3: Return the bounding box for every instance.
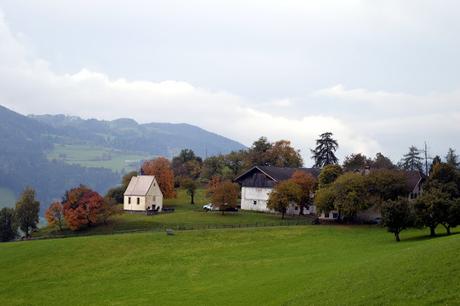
[0,0,459,165]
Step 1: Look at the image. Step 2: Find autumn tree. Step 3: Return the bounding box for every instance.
[142,157,176,198]
[267,140,303,168]
[180,177,198,205]
[63,185,108,231]
[208,180,240,215]
[15,187,40,238]
[399,146,423,171]
[314,186,336,216]
[332,173,371,220]
[291,170,317,215]
[381,198,414,242]
[367,169,409,202]
[343,153,371,172]
[311,132,339,168]
[45,202,65,231]
[267,180,301,219]
[318,164,343,188]
[0,207,17,242]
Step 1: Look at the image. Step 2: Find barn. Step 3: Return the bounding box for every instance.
[123,175,163,212]
[234,166,319,214]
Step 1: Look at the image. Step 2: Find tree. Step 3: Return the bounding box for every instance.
[429,155,442,174]
[45,202,65,231]
[0,208,17,242]
[267,140,303,168]
[291,170,317,215]
[172,149,202,179]
[445,148,460,168]
[367,169,409,202]
[381,198,414,242]
[427,163,460,198]
[399,146,423,171]
[414,188,450,237]
[208,180,240,215]
[245,137,273,167]
[62,186,108,231]
[314,186,336,216]
[371,153,396,169]
[267,180,301,219]
[201,155,226,180]
[180,177,198,205]
[343,153,371,172]
[311,132,339,168]
[332,173,371,220]
[225,150,246,177]
[106,171,138,204]
[446,199,460,235]
[142,157,176,198]
[318,164,343,188]
[15,187,40,238]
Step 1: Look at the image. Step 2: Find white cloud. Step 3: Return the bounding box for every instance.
[0,4,459,164]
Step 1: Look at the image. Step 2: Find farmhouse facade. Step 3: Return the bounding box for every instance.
[234,166,321,215]
[123,175,163,212]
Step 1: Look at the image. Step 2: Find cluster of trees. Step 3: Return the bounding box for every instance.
[381,162,460,241]
[1,188,40,242]
[45,185,118,232]
[267,171,317,219]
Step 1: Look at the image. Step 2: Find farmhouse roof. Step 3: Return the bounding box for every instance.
[124,175,155,196]
[405,170,425,191]
[234,166,320,183]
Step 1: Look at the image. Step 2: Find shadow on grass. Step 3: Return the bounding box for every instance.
[402,230,459,243]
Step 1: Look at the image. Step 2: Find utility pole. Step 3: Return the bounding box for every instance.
[422,141,433,176]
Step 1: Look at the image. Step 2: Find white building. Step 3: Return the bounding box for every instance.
[123,175,163,212]
[234,166,320,215]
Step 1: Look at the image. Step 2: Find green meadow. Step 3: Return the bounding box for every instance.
[1,226,459,306]
[46,144,150,172]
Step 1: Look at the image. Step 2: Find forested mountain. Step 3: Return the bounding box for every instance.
[0,105,245,211]
[29,114,244,158]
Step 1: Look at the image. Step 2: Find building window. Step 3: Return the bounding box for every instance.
[137,197,140,205]
[253,200,257,205]
[128,197,131,204]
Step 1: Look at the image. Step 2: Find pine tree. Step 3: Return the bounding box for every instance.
[399,146,423,171]
[445,148,459,168]
[311,132,339,168]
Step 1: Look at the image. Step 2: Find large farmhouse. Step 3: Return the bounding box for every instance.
[123,175,163,212]
[234,166,320,214]
[235,165,426,221]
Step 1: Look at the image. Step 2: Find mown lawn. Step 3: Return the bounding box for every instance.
[36,189,311,238]
[1,226,459,305]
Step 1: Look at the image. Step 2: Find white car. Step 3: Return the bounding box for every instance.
[203,203,218,211]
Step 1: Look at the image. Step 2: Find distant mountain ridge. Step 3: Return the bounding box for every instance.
[0,104,245,211]
[29,114,245,158]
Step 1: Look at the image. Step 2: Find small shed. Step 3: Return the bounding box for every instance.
[123,175,163,212]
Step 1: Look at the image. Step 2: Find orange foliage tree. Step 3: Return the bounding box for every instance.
[45,201,65,231]
[142,157,176,198]
[62,185,108,231]
[291,170,317,215]
[208,180,240,215]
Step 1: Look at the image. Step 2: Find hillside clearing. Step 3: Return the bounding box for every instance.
[1,226,459,305]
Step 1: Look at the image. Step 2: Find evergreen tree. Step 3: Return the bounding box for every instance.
[399,146,423,171]
[429,155,442,174]
[445,148,459,168]
[311,132,339,168]
[0,208,17,242]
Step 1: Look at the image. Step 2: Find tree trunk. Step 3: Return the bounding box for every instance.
[190,193,195,205]
[394,232,400,242]
[444,224,451,235]
[430,226,436,237]
[281,211,285,219]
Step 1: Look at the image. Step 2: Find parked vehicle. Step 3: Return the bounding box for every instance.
[203,203,218,211]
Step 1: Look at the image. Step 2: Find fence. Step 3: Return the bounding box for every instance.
[31,219,313,241]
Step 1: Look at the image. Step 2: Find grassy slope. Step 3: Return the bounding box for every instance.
[46,144,150,172]
[1,226,459,306]
[0,186,16,208]
[36,189,310,238]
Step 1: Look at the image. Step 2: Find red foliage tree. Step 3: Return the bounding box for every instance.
[62,185,107,231]
[141,157,176,198]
